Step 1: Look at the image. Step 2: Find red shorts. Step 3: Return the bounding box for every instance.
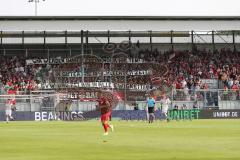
[101,112,111,121]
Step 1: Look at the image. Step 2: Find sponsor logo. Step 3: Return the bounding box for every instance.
[168,109,200,120]
[213,111,238,118]
[34,111,85,121]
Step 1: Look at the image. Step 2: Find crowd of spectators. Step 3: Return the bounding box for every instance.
[0,56,38,96]
[0,47,239,102]
[135,48,240,89]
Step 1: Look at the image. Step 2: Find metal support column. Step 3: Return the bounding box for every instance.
[65,30,69,57]
[128,30,131,55]
[0,30,2,45]
[86,30,89,54]
[65,30,68,44]
[107,30,110,43]
[22,31,25,57]
[233,30,236,53]
[22,31,25,45]
[25,49,28,58]
[191,30,194,54]
[44,31,47,57]
[81,30,84,83]
[124,67,127,109]
[170,30,174,51]
[69,49,72,57]
[150,30,152,52]
[1,30,2,55]
[47,49,50,60]
[212,31,215,52]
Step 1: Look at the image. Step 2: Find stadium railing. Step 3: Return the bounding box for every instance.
[0,89,239,112]
[171,89,240,109]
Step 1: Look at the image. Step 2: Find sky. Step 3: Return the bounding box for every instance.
[0,0,239,16]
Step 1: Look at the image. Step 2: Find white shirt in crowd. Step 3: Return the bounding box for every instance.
[181,80,187,88]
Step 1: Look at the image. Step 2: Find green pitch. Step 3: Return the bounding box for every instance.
[0,120,240,160]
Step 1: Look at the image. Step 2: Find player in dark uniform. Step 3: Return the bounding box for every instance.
[146,94,156,123]
[97,91,114,135]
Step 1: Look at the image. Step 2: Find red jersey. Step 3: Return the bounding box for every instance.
[6,99,16,105]
[98,97,107,106]
[11,99,16,105]
[97,97,111,115]
[8,89,16,95]
[232,84,239,91]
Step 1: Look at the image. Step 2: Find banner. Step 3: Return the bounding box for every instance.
[1,109,240,121]
[199,109,240,119]
[26,58,66,65]
[26,58,148,65]
[0,110,161,121]
[168,109,200,120]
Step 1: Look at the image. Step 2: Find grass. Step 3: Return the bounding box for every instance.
[0,120,240,160]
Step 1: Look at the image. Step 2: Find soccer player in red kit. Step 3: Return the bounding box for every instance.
[97,91,114,136]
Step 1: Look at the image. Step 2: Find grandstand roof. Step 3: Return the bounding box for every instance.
[0,16,240,21]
